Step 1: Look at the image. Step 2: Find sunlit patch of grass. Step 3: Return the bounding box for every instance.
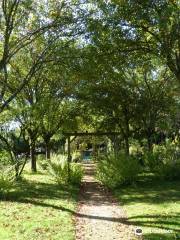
[115,173,180,240]
[0,170,79,240]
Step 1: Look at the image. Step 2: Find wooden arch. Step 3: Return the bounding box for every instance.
[63,131,121,181]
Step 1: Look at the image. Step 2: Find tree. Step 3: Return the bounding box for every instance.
[87,1,180,83]
[0,0,84,113]
[73,45,136,154]
[131,65,175,150]
[72,41,177,154]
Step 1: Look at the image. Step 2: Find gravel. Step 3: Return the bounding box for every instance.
[75,164,135,240]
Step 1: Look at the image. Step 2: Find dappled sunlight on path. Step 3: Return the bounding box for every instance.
[75,164,135,240]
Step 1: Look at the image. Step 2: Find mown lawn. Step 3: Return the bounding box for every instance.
[115,174,180,240]
[0,170,79,240]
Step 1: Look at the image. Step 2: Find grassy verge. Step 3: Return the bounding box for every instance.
[115,174,180,240]
[0,170,79,240]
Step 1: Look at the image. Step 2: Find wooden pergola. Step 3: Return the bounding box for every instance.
[63,131,121,181]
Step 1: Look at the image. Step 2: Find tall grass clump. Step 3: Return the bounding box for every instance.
[48,154,84,185]
[96,152,141,189]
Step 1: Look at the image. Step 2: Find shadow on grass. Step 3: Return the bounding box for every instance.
[127,214,180,232]
[1,172,179,238]
[1,175,179,226]
[114,174,180,238]
[143,232,180,240]
[115,174,180,205]
[3,196,179,233]
[1,178,78,202]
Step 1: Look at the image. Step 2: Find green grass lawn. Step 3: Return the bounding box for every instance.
[115,174,180,240]
[0,170,79,240]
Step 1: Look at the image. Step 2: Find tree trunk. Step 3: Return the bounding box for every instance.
[45,138,51,160]
[113,136,121,155]
[124,112,130,156]
[30,141,36,172]
[15,163,19,180]
[147,130,153,152]
[147,136,152,152]
[124,135,130,156]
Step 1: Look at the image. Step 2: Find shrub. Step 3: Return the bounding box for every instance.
[144,151,161,171]
[40,161,48,170]
[72,151,82,162]
[155,142,180,180]
[39,159,48,170]
[96,153,141,189]
[156,161,180,180]
[48,154,84,185]
[48,154,68,184]
[0,150,12,165]
[69,163,84,185]
[144,141,180,180]
[0,166,14,199]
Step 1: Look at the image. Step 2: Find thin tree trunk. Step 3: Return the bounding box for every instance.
[45,140,51,160]
[124,136,130,156]
[113,136,121,155]
[124,113,130,156]
[147,136,153,152]
[18,154,28,177]
[30,141,36,172]
[147,128,153,152]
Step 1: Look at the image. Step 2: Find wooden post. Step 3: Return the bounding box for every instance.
[67,136,71,182]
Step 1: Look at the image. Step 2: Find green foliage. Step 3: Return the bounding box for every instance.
[0,150,11,165]
[69,163,84,185]
[144,142,180,180]
[48,154,68,185]
[72,150,82,162]
[157,162,180,181]
[96,153,141,189]
[48,154,83,185]
[144,151,161,171]
[155,142,180,180]
[39,161,48,170]
[0,176,12,199]
[38,155,48,170]
[0,166,14,198]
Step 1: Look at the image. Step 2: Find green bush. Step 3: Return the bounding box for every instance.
[69,163,84,185]
[37,155,48,170]
[144,142,180,180]
[144,151,161,171]
[96,153,141,189]
[72,151,82,162]
[155,142,180,180]
[0,150,12,165]
[48,154,68,184]
[0,166,14,198]
[156,161,180,180]
[48,154,84,185]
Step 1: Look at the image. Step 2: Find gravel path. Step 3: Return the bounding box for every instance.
[75,164,135,240]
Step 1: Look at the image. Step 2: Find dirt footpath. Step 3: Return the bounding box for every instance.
[75,164,135,240]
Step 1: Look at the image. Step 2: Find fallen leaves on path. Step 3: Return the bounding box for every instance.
[75,164,135,240]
